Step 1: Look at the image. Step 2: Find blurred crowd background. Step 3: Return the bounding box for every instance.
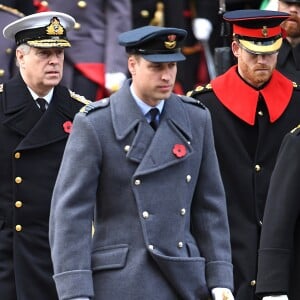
[0,0,293,100]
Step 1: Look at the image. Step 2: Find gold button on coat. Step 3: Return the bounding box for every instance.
[250,280,256,286]
[74,22,81,30]
[142,211,149,219]
[140,10,149,18]
[134,179,141,185]
[178,242,183,248]
[124,145,130,152]
[14,152,21,159]
[15,177,22,184]
[258,111,264,116]
[15,201,23,208]
[41,1,48,7]
[180,208,186,216]
[0,69,4,77]
[15,225,22,232]
[254,164,261,172]
[78,1,87,8]
[148,244,154,250]
[186,175,192,182]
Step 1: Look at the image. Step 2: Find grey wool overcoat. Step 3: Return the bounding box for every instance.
[49,80,233,300]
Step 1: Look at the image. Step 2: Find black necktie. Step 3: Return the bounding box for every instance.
[36,98,47,113]
[148,108,159,131]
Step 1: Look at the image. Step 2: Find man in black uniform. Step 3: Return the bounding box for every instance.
[277,0,300,81]
[0,11,90,300]
[188,9,300,300]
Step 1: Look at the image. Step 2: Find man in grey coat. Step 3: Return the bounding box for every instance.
[49,26,234,300]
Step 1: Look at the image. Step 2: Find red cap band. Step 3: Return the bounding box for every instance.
[233,24,282,38]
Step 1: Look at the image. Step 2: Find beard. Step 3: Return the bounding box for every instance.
[282,17,300,38]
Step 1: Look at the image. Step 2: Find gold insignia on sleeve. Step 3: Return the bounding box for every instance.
[186,90,193,97]
[290,124,300,133]
[195,85,204,92]
[46,17,64,36]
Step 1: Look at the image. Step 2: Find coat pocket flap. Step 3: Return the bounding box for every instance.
[92,244,128,271]
[150,249,209,299]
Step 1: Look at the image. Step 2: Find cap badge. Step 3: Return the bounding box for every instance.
[262,26,268,37]
[164,34,177,49]
[46,17,64,36]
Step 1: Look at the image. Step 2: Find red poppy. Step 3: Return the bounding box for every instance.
[172,144,187,158]
[63,121,72,134]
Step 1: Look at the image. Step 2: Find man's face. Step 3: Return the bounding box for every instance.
[128,55,177,106]
[279,1,300,38]
[17,46,64,95]
[232,41,278,88]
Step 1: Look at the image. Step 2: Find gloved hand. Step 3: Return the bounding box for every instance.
[105,72,127,93]
[211,287,234,300]
[262,296,289,300]
[192,18,213,41]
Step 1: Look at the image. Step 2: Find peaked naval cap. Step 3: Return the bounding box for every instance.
[3,11,75,48]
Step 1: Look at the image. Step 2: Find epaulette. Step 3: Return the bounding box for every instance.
[186,83,213,97]
[0,84,3,93]
[180,95,205,109]
[292,82,300,91]
[0,4,24,17]
[80,97,110,114]
[69,90,91,105]
[290,124,300,135]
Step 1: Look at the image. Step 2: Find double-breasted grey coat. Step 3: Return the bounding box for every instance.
[49,80,233,300]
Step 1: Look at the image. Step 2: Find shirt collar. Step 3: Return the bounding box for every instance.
[27,87,54,104]
[130,84,164,117]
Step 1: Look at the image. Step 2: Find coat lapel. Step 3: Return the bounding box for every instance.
[111,81,193,175]
[2,74,43,136]
[134,95,193,175]
[2,75,79,150]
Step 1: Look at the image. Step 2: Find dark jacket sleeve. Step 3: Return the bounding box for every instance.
[256,130,300,296]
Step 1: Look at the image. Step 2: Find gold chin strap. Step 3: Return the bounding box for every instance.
[149,2,164,27]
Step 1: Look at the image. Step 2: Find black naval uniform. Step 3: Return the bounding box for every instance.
[188,65,300,300]
[256,125,300,299]
[0,73,90,300]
